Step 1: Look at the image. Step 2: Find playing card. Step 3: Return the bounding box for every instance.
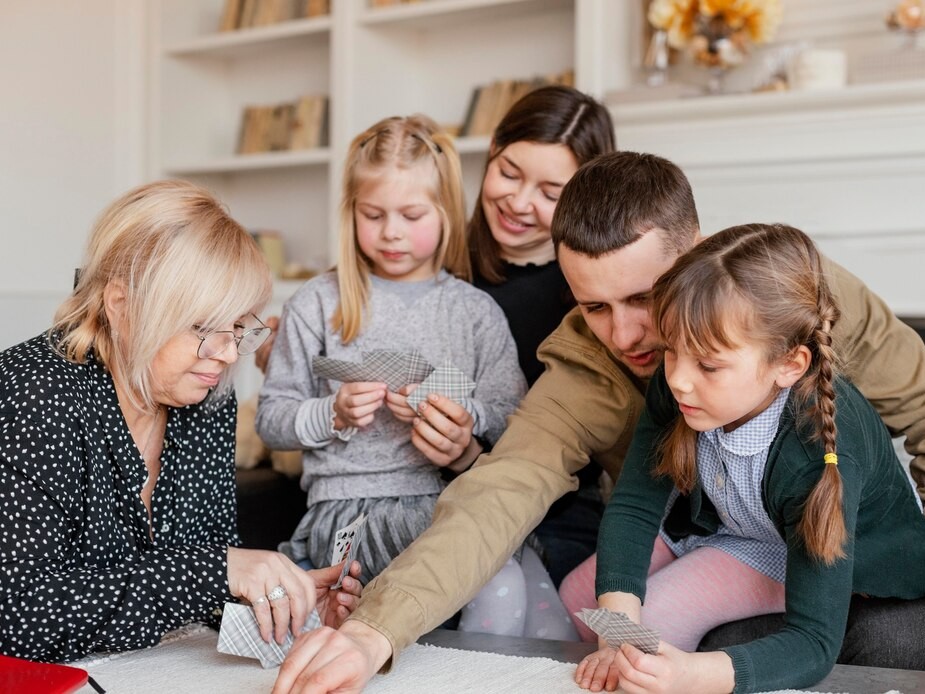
[331,512,367,589]
[312,355,377,383]
[574,607,660,655]
[405,358,476,411]
[312,352,435,391]
[363,350,434,390]
[217,603,321,668]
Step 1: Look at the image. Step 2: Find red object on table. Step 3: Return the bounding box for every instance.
[0,654,89,693]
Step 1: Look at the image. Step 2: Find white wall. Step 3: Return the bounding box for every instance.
[0,1,145,349]
[1,0,922,357]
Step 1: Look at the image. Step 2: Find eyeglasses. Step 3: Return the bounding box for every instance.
[194,314,272,359]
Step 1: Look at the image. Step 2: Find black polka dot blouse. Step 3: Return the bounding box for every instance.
[0,334,238,662]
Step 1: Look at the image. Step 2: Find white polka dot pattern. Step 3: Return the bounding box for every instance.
[0,334,238,662]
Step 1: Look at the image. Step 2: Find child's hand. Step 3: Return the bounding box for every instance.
[384,384,419,423]
[606,641,694,694]
[333,382,387,430]
[575,645,622,691]
[307,560,363,629]
[579,641,700,693]
[411,394,475,469]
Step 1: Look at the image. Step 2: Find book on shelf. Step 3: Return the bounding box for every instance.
[303,0,330,17]
[237,95,329,155]
[289,95,329,150]
[459,70,575,137]
[251,230,287,277]
[219,0,244,31]
[219,0,329,31]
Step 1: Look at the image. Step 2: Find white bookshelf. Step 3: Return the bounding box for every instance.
[147,0,635,400]
[147,0,636,275]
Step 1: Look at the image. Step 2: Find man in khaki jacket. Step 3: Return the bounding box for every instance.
[273,152,925,694]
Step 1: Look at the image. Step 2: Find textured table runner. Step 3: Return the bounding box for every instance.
[73,626,901,694]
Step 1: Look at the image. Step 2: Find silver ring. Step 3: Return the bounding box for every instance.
[253,596,268,606]
[267,585,288,602]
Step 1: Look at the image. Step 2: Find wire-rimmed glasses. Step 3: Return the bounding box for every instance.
[194,314,272,359]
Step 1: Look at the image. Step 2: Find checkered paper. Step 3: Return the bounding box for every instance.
[217,603,321,668]
[405,358,477,411]
[312,350,434,391]
[574,608,660,655]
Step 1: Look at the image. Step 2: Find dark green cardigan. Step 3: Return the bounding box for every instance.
[596,370,925,693]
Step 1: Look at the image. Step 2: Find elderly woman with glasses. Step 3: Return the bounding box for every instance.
[0,180,360,663]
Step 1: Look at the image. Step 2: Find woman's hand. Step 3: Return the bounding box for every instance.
[226,548,319,645]
[333,382,387,430]
[254,316,280,374]
[410,394,476,470]
[306,561,363,628]
[576,645,622,692]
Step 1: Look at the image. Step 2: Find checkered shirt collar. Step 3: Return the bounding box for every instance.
[707,386,791,457]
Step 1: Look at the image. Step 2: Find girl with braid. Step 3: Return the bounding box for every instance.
[572,224,925,693]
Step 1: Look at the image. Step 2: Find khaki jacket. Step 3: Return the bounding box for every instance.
[350,257,925,662]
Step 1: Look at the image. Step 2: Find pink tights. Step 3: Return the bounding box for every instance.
[558,538,785,651]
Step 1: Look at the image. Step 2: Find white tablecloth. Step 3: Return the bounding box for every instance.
[73,626,901,694]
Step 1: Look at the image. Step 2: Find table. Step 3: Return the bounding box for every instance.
[73,625,924,693]
[420,630,924,694]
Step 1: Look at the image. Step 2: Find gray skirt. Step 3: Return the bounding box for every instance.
[281,494,439,585]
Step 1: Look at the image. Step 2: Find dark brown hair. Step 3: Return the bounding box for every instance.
[551,151,699,258]
[468,85,615,284]
[652,223,845,565]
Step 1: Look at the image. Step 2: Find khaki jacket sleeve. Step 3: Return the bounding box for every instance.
[347,309,644,662]
[827,257,925,501]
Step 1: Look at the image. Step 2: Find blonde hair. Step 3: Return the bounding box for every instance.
[651,223,845,565]
[51,179,272,412]
[332,115,469,344]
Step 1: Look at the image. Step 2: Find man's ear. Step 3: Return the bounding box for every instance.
[103,281,127,333]
[775,345,812,388]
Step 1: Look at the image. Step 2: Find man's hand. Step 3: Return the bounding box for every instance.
[272,620,392,694]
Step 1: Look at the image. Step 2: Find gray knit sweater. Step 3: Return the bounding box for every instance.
[256,271,526,505]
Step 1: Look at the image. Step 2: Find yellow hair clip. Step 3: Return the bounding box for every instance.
[823,453,838,466]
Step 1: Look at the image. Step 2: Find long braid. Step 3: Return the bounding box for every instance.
[796,276,847,564]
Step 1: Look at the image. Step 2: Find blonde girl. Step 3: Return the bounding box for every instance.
[256,115,526,584]
[575,224,925,693]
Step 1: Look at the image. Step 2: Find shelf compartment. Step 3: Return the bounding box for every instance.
[360,0,572,30]
[164,148,331,176]
[165,16,332,59]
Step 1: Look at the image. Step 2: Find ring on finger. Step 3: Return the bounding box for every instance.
[253,596,268,606]
[267,584,288,602]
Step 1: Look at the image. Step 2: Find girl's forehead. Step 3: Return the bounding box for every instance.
[355,163,439,204]
[664,300,753,356]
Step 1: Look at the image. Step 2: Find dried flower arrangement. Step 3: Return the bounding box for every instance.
[887,0,925,34]
[648,0,782,69]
